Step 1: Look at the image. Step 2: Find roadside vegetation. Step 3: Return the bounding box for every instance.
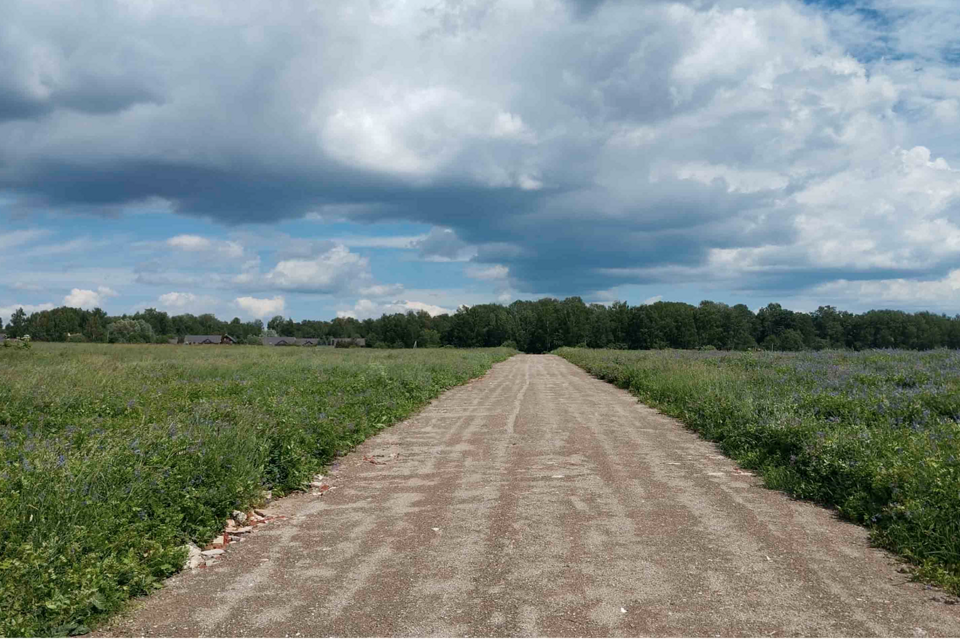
[0,343,515,637]
[557,347,960,595]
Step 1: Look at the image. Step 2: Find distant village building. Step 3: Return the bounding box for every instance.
[0,334,6,341]
[258,336,364,347]
[184,335,235,345]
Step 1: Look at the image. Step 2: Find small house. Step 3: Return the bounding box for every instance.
[184,335,228,345]
[0,334,6,341]
[261,336,298,346]
[221,335,238,345]
[296,337,319,347]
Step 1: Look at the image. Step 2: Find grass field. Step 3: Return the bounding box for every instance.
[0,343,515,637]
[557,347,960,595]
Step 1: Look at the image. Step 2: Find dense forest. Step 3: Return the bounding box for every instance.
[4,298,960,352]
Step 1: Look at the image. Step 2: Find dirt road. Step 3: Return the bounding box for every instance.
[100,355,960,637]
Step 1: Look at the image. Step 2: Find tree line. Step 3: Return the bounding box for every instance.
[3,298,960,352]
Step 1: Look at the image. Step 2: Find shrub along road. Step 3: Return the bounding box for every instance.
[99,355,960,637]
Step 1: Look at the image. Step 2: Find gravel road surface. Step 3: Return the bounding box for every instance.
[98,354,960,637]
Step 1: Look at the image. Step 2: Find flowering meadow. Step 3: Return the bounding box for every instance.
[557,347,960,594]
[0,343,515,636]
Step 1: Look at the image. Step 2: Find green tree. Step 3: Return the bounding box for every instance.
[586,303,613,347]
[418,328,441,348]
[84,308,108,342]
[730,304,757,350]
[8,308,27,338]
[779,329,805,351]
[812,305,848,348]
[135,308,172,336]
[107,319,155,343]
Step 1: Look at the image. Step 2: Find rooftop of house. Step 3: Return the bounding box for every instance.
[184,335,224,343]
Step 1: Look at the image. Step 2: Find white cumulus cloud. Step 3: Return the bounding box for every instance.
[154,291,220,314]
[0,302,55,319]
[359,284,405,298]
[261,244,370,293]
[234,295,285,319]
[167,235,211,251]
[158,292,199,308]
[813,270,960,308]
[63,286,118,309]
[337,299,452,320]
[167,235,244,259]
[466,264,509,281]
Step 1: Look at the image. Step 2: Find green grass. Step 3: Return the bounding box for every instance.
[0,343,515,636]
[556,347,960,594]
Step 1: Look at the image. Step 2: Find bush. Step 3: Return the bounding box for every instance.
[500,340,518,350]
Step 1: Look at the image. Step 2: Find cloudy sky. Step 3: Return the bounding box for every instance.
[1,0,959,322]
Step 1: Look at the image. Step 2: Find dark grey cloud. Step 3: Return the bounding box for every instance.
[413,227,475,261]
[0,90,48,122]
[6,160,325,220]
[0,6,164,123]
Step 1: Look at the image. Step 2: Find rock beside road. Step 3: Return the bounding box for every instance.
[182,543,203,570]
[226,526,252,534]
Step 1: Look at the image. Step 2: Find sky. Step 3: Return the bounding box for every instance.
[1,0,959,323]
